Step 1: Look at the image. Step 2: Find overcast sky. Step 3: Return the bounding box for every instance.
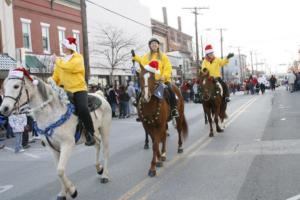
[140,0,300,73]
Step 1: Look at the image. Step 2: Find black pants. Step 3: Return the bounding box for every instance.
[73,91,94,133]
[165,82,177,109]
[22,131,28,146]
[216,78,229,98]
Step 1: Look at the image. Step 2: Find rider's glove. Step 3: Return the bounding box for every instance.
[131,49,135,57]
[226,53,234,59]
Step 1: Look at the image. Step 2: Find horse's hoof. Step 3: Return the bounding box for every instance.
[177,148,183,153]
[101,178,109,183]
[161,156,166,161]
[144,144,149,149]
[167,133,170,137]
[70,190,78,199]
[57,196,67,200]
[148,170,156,177]
[156,161,163,167]
[209,133,214,137]
[217,128,224,133]
[97,167,104,175]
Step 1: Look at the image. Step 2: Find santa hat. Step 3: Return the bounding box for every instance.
[62,37,77,52]
[144,60,160,74]
[205,44,214,55]
[9,67,39,85]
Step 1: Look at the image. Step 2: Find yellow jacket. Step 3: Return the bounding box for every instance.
[201,57,229,78]
[52,53,87,93]
[133,52,172,83]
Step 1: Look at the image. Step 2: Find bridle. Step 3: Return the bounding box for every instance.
[3,77,30,114]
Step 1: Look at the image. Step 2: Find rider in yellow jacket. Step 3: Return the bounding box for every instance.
[52,37,95,146]
[201,44,234,102]
[132,37,179,117]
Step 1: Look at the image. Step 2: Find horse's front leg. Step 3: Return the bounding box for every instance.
[144,131,149,149]
[50,150,67,200]
[57,144,77,199]
[161,133,167,161]
[148,137,159,177]
[204,106,214,137]
[96,127,110,183]
[176,117,183,153]
[215,105,223,133]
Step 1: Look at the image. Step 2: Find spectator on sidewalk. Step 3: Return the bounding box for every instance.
[287,70,296,93]
[127,81,137,116]
[8,113,27,153]
[118,85,130,119]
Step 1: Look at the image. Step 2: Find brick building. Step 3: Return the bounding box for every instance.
[151,7,195,80]
[12,0,82,74]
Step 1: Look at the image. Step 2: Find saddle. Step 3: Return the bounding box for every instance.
[66,92,102,113]
[66,92,102,143]
[154,83,177,120]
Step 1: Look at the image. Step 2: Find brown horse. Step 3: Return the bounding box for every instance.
[199,74,227,137]
[138,65,188,177]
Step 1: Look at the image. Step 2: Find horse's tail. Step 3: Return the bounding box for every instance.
[181,114,188,140]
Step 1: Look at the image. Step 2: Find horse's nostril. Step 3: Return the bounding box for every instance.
[3,106,9,113]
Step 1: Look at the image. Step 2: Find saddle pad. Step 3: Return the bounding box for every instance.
[154,83,165,100]
[87,94,102,112]
[67,92,102,112]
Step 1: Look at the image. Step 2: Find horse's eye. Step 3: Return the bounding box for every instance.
[14,85,20,89]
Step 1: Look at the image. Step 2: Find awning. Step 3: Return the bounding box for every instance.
[25,55,46,73]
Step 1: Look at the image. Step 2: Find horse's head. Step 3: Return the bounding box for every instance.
[0,68,38,116]
[139,62,159,103]
[199,74,216,102]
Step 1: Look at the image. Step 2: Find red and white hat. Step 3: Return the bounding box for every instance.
[62,37,77,52]
[144,60,160,74]
[205,44,214,55]
[9,67,39,85]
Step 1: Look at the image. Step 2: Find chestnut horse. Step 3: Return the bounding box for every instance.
[199,74,227,137]
[138,65,188,177]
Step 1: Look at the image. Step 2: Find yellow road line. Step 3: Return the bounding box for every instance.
[116,96,259,200]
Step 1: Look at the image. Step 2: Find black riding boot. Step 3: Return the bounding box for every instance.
[85,132,95,146]
[217,78,230,102]
[166,83,179,118]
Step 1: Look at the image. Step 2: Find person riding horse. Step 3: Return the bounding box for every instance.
[51,37,95,146]
[201,44,234,102]
[132,37,179,118]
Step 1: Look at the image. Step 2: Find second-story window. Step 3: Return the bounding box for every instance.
[58,26,65,55]
[41,23,50,54]
[21,18,32,51]
[72,30,80,52]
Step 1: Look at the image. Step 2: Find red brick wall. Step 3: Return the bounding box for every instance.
[13,0,82,55]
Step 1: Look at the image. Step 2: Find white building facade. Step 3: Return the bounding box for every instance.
[87,0,152,86]
[0,0,16,58]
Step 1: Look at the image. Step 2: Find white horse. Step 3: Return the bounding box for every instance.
[0,71,112,200]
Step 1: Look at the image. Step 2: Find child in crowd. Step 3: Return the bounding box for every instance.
[8,113,27,153]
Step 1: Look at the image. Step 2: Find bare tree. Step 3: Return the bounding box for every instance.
[93,26,140,85]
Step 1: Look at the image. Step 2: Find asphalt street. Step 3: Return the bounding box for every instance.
[1,88,300,200]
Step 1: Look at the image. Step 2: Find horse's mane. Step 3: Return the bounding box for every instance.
[31,76,68,106]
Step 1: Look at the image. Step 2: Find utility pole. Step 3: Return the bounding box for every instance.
[216,28,226,79]
[238,47,243,83]
[250,51,254,75]
[182,7,209,69]
[80,0,90,82]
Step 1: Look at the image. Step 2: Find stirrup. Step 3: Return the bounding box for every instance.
[171,109,179,118]
[85,133,95,146]
[225,97,230,102]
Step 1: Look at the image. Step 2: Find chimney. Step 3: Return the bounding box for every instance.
[178,16,182,31]
[162,7,168,25]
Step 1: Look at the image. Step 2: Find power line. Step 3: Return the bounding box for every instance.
[86,0,151,29]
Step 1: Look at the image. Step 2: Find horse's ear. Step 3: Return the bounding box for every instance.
[35,77,49,101]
